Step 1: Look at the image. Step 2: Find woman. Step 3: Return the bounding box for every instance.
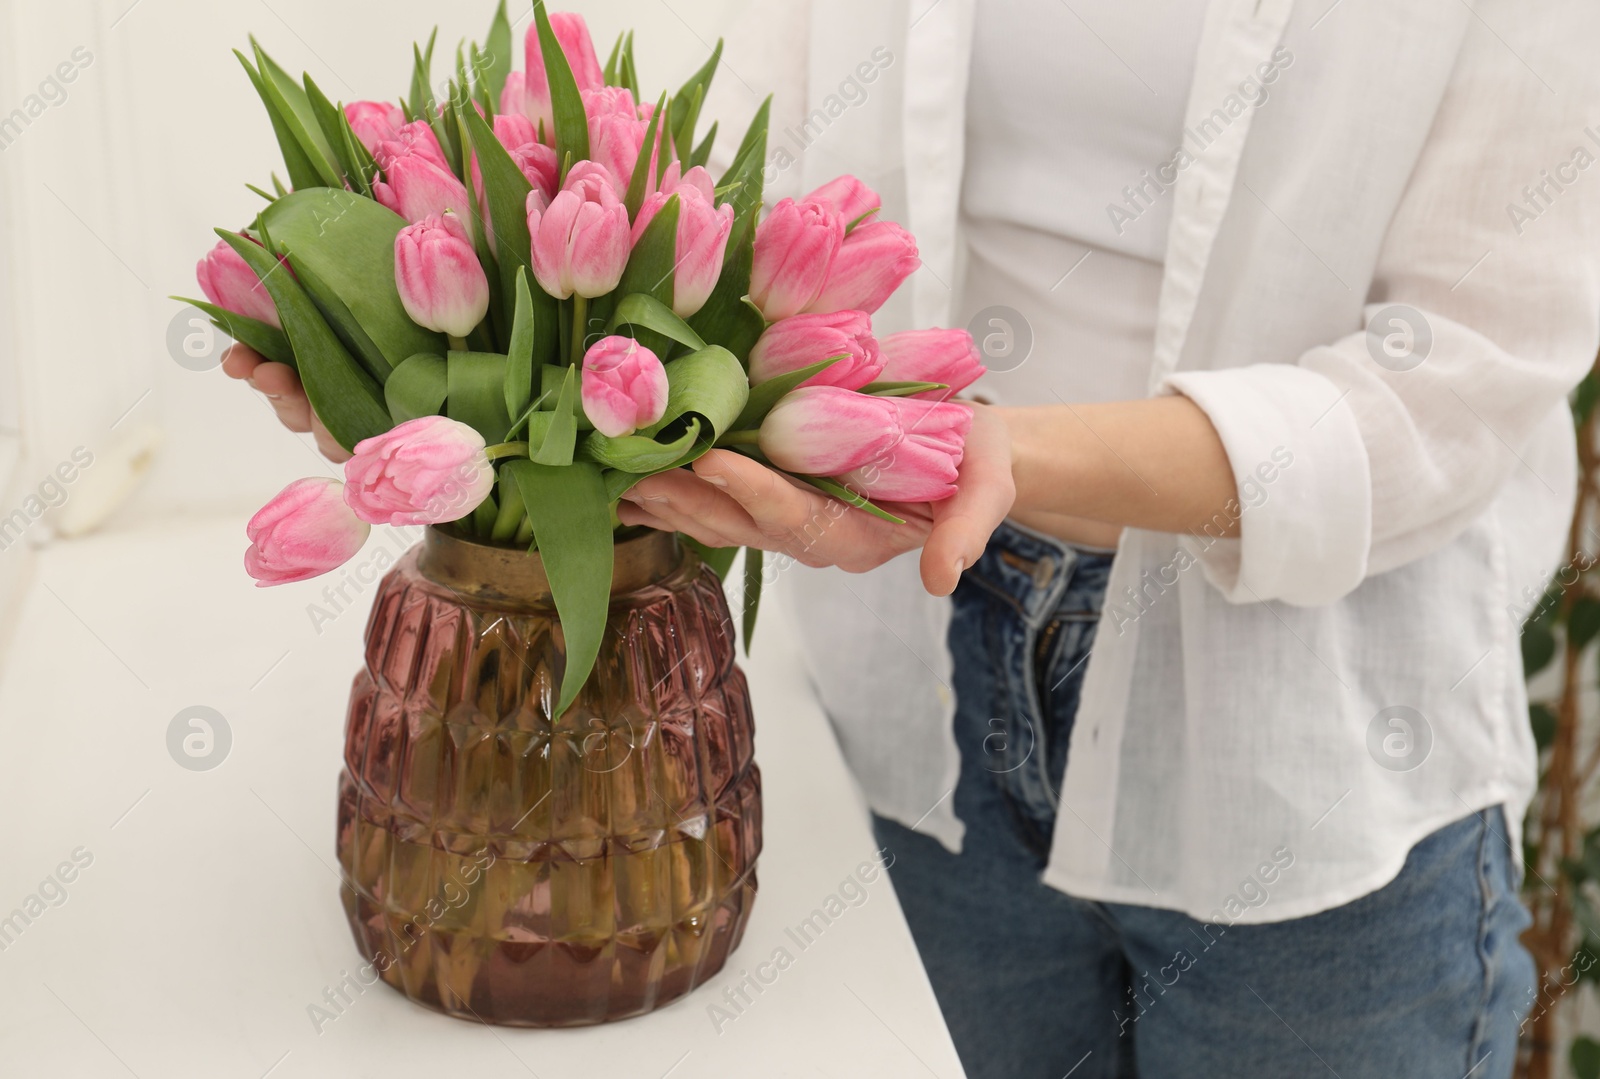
[227,1,1600,1075]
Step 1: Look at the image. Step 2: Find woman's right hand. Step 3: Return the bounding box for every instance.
[221,343,351,462]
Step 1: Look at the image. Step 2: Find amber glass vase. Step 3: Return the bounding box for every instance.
[336,526,761,1026]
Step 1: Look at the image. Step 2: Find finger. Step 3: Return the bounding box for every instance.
[691,450,819,536]
[246,362,314,433]
[921,411,1015,596]
[618,501,739,549]
[621,471,768,549]
[220,343,266,380]
[311,412,353,463]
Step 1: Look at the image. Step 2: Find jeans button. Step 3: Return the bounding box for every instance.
[1032,555,1057,589]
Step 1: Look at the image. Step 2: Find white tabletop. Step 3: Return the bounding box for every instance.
[0,517,965,1079]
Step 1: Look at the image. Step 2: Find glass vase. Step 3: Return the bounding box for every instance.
[336,526,761,1026]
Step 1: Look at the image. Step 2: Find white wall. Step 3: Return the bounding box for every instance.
[0,0,750,537]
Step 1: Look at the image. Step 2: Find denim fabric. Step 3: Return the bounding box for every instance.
[874,520,1534,1079]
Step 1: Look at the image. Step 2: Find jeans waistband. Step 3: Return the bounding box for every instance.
[965,519,1116,628]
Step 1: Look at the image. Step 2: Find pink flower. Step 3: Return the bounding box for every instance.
[747,311,882,390]
[583,88,658,198]
[343,416,495,526]
[471,113,559,242]
[394,212,489,337]
[245,478,370,586]
[373,125,471,226]
[757,387,904,476]
[835,397,971,502]
[749,199,844,321]
[632,167,735,318]
[877,329,984,400]
[527,161,631,299]
[581,335,669,438]
[806,219,920,315]
[196,236,280,329]
[499,71,552,143]
[344,101,406,157]
[803,176,881,228]
[525,12,604,97]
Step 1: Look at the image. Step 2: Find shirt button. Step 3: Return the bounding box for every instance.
[1032,556,1057,589]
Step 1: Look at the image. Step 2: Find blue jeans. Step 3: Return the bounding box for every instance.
[873,520,1534,1079]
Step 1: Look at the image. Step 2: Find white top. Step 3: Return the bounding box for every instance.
[705,0,1600,924]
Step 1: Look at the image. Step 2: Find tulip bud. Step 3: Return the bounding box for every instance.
[747,311,882,390]
[471,114,558,242]
[877,329,984,401]
[526,12,605,96]
[758,387,904,476]
[581,335,669,438]
[373,125,471,226]
[245,478,370,586]
[500,71,553,144]
[803,176,881,228]
[196,236,281,329]
[343,416,495,526]
[749,199,845,321]
[528,161,631,299]
[344,101,406,157]
[806,219,920,315]
[632,167,735,318]
[834,397,971,502]
[394,212,490,338]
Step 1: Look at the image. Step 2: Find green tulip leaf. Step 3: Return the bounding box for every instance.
[742,546,763,653]
[218,228,390,450]
[617,195,680,312]
[249,41,342,188]
[385,353,448,422]
[730,355,845,430]
[860,380,948,398]
[532,364,578,465]
[258,188,447,377]
[607,293,707,353]
[170,296,293,368]
[234,50,320,191]
[481,0,514,104]
[580,417,702,472]
[624,93,668,222]
[503,458,614,716]
[643,345,749,447]
[446,351,512,442]
[689,204,765,363]
[533,0,590,180]
[718,94,770,216]
[799,474,906,525]
[505,268,537,418]
[408,33,438,121]
[684,537,739,581]
[689,121,719,170]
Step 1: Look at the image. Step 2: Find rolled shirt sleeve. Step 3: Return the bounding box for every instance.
[1159,5,1600,608]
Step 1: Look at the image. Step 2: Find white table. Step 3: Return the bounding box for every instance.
[0,517,966,1078]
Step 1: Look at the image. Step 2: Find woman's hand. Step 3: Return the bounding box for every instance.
[616,403,1015,596]
[221,343,351,462]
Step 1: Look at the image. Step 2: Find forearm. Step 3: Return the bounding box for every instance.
[997,395,1241,538]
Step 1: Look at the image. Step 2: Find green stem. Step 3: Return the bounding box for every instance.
[485,441,531,460]
[717,429,761,446]
[448,334,469,352]
[490,476,526,543]
[570,294,589,366]
[513,515,534,546]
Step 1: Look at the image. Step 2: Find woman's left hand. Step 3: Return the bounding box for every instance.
[615,404,1016,596]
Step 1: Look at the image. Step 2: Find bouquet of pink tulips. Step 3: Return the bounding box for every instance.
[181,1,982,710]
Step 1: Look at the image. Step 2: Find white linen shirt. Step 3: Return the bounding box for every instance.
[703,0,1600,923]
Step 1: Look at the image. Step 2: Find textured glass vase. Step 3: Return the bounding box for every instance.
[336,526,761,1026]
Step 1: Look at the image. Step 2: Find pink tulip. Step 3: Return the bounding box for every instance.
[373,126,471,226]
[877,329,984,400]
[806,219,920,315]
[835,397,971,502]
[344,101,406,157]
[758,387,904,476]
[632,167,735,318]
[581,335,669,438]
[527,161,631,299]
[394,212,489,338]
[747,311,882,390]
[343,416,495,526]
[803,176,881,228]
[499,71,552,143]
[525,12,604,97]
[196,236,280,329]
[749,199,845,321]
[245,478,370,586]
